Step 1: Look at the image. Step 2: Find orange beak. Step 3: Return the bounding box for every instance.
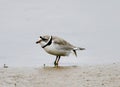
[36,40,42,44]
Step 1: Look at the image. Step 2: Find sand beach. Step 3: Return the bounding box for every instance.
[0,63,120,87]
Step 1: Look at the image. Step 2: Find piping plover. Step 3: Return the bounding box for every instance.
[36,35,85,66]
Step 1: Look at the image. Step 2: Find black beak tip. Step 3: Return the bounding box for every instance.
[36,41,38,44]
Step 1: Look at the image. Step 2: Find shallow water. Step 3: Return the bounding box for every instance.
[0,0,120,67]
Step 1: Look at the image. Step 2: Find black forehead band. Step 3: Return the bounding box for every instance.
[40,36,47,40]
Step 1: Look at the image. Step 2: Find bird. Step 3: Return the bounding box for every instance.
[36,35,85,66]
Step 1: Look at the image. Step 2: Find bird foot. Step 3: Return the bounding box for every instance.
[54,62,58,67]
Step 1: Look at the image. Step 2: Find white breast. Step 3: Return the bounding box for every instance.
[43,43,71,56]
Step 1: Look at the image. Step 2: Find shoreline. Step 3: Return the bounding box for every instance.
[0,63,120,87]
[0,62,119,68]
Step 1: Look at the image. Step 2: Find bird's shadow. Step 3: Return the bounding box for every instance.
[42,65,78,70]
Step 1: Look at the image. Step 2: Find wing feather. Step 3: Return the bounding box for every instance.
[53,36,75,50]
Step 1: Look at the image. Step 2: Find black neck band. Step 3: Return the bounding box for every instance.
[42,36,52,48]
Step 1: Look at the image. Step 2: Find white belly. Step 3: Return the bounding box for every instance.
[43,44,71,56]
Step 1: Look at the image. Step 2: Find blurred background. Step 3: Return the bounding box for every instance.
[0,0,120,67]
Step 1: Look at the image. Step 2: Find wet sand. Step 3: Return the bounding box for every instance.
[0,63,120,87]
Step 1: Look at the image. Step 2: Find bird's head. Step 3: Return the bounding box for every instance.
[36,35,52,48]
[36,35,50,44]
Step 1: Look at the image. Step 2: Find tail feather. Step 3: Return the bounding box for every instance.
[73,47,85,57]
[73,50,77,57]
[74,47,85,50]
[78,47,85,50]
